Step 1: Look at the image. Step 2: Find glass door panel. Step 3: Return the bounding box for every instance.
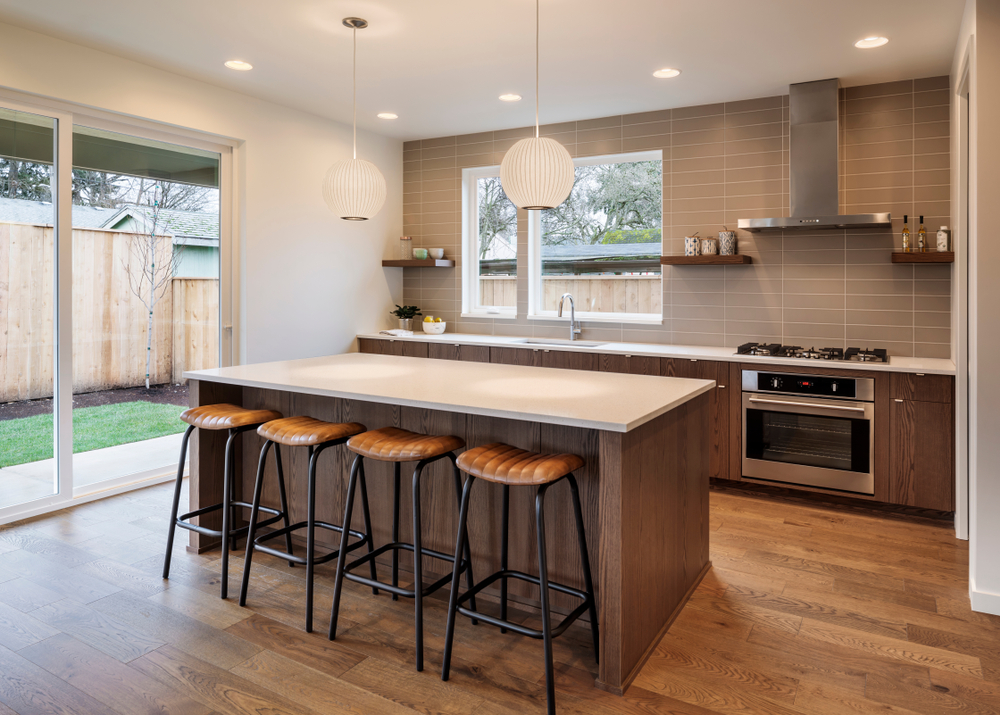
[0,108,58,510]
[70,124,221,491]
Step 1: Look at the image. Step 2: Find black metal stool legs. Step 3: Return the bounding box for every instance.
[441,474,475,682]
[500,483,509,634]
[239,439,276,607]
[568,474,599,662]
[391,463,401,601]
[329,453,364,640]
[536,482,556,715]
[219,427,241,599]
[304,444,321,632]
[412,460,427,671]
[162,424,195,579]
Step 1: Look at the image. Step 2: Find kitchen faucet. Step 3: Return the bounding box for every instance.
[557,293,582,341]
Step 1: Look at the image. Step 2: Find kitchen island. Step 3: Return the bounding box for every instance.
[184,353,714,694]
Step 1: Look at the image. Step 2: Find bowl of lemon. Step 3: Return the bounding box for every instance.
[422,316,446,334]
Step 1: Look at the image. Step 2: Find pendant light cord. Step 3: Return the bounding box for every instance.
[353,25,358,160]
[535,0,539,138]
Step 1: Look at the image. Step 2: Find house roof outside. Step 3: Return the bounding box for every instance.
[102,205,219,246]
[0,196,117,228]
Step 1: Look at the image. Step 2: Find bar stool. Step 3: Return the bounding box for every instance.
[238,416,376,633]
[441,443,599,715]
[163,403,287,599]
[328,426,478,671]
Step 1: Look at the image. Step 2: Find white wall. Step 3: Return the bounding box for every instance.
[0,21,402,364]
[953,0,1000,616]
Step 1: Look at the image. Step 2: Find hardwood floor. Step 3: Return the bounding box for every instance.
[0,480,995,714]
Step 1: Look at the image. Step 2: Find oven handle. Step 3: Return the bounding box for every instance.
[747,395,867,414]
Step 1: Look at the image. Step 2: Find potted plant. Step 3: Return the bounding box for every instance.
[390,304,422,330]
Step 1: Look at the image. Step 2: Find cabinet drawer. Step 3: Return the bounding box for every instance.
[890,373,953,403]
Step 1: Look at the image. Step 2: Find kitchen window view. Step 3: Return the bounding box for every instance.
[463,168,518,315]
[531,152,662,321]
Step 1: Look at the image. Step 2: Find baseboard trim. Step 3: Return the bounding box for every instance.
[970,579,1000,616]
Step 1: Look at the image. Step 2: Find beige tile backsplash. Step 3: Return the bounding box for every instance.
[401,76,951,359]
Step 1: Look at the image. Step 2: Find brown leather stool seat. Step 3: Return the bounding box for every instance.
[347,426,465,462]
[259,416,366,446]
[457,443,584,486]
[180,403,282,431]
[240,416,374,633]
[330,426,476,672]
[164,403,288,601]
[442,442,598,715]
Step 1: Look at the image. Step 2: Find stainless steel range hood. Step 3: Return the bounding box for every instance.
[737,79,891,233]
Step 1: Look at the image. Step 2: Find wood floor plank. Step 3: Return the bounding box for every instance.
[0,599,61,651]
[73,558,168,597]
[19,633,217,715]
[865,672,996,715]
[131,644,320,715]
[31,598,164,663]
[225,614,366,678]
[88,590,262,670]
[0,576,64,612]
[148,582,253,630]
[339,656,488,715]
[230,649,418,715]
[0,643,119,715]
[0,549,123,604]
[685,585,803,634]
[797,618,983,678]
[794,680,924,714]
[831,578,939,612]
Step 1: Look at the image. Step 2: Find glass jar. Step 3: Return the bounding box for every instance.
[399,236,412,260]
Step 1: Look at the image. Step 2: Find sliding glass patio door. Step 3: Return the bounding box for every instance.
[0,94,232,523]
[0,100,73,517]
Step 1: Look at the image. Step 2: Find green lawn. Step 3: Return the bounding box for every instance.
[0,401,187,469]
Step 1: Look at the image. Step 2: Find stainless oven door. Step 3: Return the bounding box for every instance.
[742,393,875,495]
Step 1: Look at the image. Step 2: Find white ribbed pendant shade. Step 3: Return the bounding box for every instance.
[324,158,386,220]
[500,136,575,210]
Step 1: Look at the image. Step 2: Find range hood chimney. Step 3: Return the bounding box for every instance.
[737,78,891,232]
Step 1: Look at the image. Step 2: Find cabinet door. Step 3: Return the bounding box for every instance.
[890,373,953,403]
[428,343,490,362]
[358,338,388,354]
[890,399,954,511]
[358,338,427,358]
[541,350,599,371]
[490,347,541,367]
[663,358,730,480]
[599,354,661,375]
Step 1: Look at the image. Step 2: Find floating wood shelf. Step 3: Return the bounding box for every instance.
[891,252,954,264]
[382,259,455,268]
[660,255,753,265]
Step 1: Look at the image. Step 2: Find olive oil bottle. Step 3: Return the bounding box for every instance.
[902,215,910,252]
[918,215,927,252]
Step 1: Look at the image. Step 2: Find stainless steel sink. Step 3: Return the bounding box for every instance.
[514,338,607,348]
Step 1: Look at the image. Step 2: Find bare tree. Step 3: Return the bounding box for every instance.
[122,186,184,389]
[477,176,517,260]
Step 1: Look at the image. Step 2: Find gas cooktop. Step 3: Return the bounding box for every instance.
[736,342,888,363]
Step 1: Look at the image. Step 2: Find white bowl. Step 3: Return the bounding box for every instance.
[422,321,446,334]
[428,248,445,260]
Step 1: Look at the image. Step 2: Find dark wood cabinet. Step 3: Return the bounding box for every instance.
[358,338,428,358]
[541,350,599,371]
[598,353,661,376]
[663,358,730,480]
[427,343,490,363]
[490,346,541,367]
[890,372,953,403]
[890,397,954,511]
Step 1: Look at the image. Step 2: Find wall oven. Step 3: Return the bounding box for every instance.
[742,370,875,495]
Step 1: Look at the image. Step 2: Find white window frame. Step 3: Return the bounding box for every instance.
[0,87,239,526]
[528,150,663,325]
[461,165,518,319]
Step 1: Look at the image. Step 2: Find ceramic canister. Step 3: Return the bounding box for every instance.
[684,236,701,256]
[700,238,719,255]
[719,231,737,255]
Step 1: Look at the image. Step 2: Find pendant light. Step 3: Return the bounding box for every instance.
[323,17,387,221]
[499,0,575,210]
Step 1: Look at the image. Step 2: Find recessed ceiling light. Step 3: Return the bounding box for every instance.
[653,68,681,79]
[377,112,398,120]
[224,60,253,71]
[855,36,889,49]
[499,93,522,102]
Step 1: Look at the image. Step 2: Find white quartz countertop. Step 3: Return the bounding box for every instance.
[185,353,715,433]
[358,332,956,376]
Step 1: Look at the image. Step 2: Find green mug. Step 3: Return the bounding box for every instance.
[412,248,429,260]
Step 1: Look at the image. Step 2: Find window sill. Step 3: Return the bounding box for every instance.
[527,313,663,326]
[461,311,519,320]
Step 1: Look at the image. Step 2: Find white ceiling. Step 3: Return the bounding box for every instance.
[0,0,966,141]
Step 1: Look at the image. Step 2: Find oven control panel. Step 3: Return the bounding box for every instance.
[742,371,873,400]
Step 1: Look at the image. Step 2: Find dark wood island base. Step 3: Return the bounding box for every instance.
[185,367,711,695]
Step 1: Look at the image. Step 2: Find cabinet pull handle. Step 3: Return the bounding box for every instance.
[719,385,726,389]
[916,373,925,376]
[625,354,632,358]
[690,359,698,362]
[895,399,904,403]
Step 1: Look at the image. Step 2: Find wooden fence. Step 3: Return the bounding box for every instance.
[0,223,218,403]
[481,275,661,314]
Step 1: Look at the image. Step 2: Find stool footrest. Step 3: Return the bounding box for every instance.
[176,501,284,539]
[342,541,467,598]
[252,521,369,566]
[456,569,593,640]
